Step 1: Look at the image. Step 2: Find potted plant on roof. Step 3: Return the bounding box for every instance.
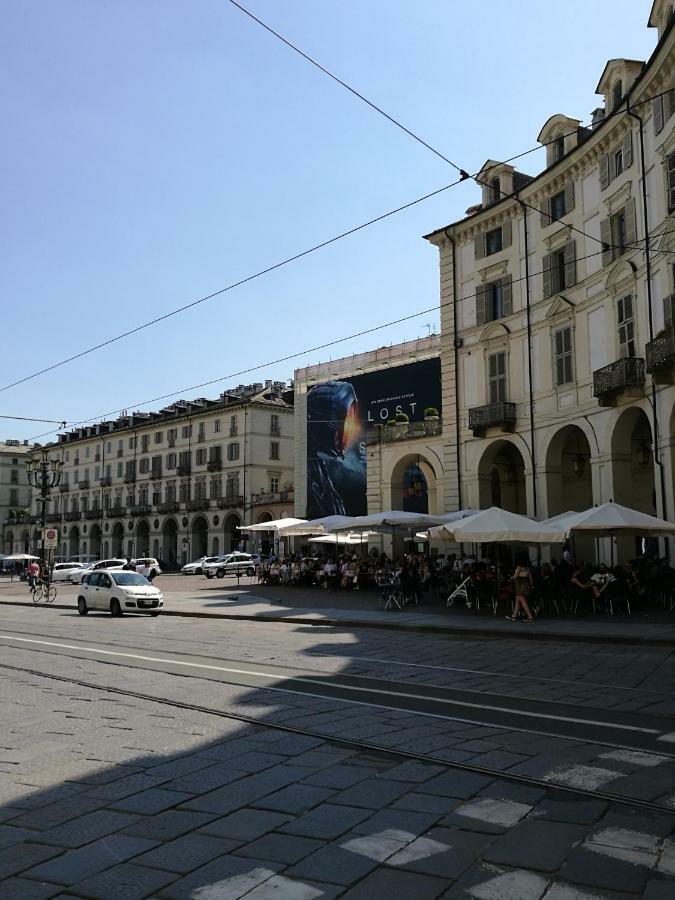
[391,412,409,438]
[424,407,440,435]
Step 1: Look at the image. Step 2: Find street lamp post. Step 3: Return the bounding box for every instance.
[25,450,64,580]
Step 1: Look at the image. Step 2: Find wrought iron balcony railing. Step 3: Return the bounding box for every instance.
[207,459,222,472]
[217,496,243,509]
[158,501,180,513]
[593,357,645,405]
[646,328,675,378]
[187,499,210,511]
[468,402,517,437]
[130,504,152,517]
[106,505,126,518]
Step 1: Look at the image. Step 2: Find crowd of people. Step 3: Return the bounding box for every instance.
[256,546,675,618]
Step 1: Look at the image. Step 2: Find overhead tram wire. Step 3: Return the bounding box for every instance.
[26,234,675,445]
[226,0,669,251]
[5,86,672,398]
[0,415,66,425]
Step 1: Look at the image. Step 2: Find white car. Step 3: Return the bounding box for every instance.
[181,556,220,575]
[77,570,164,617]
[131,558,162,579]
[71,558,127,584]
[204,553,260,579]
[51,562,85,583]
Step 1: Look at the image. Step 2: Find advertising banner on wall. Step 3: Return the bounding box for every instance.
[306,358,441,518]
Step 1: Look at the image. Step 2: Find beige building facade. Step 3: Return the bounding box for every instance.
[1,440,34,555]
[28,383,293,567]
[424,1,675,560]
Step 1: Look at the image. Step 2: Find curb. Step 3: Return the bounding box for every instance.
[1,598,674,647]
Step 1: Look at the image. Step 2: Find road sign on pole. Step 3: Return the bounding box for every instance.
[43,528,58,550]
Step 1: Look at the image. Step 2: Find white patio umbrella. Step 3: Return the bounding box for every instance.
[4,553,40,560]
[238,518,306,533]
[276,515,354,537]
[415,508,481,540]
[428,507,566,544]
[543,502,675,537]
[326,510,448,534]
[309,532,372,546]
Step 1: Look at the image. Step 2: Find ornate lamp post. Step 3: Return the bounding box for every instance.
[25,450,64,578]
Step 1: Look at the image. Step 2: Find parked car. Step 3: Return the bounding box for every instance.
[77,570,164,617]
[131,558,162,579]
[51,562,85,583]
[71,558,127,584]
[181,556,220,575]
[204,552,261,579]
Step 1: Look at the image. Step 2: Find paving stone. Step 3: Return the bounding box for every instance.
[340,867,447,899]
[182,767,310,815]
[0,877,62,899]
[25,834,157,885]
[157,856,282,899]
[200,809,292,842]
[593,809,675,839]
[0,842,63,880]
[528,798,608,825]
[301,765,372,790]
[443,798,532,834]
[242,875,343,900]
[644,880,675,899]
[387,827,490,880]
[0,824,34,850]
[441,860,549,899]
[135,833,236,874]
[122,809,217,842]
[560,845,653,894]
[254,784,335,815]
[285,843,381,886]
[110,787,194,815]
[30,808,140,849]
[84,772,169,801]
[225,751,291,773]
[478,781,546,806]
[483,819,586,872]
[393,792,459,815]
[472,750,530,770]
[8,795,107,831]
[607,768,675,801]
[280,804,371,840]
[543,883,620,899]
[352,808,440,838]
[382,761,446,784]
[330,778,413,809]
[417,771,492,800]
[235,832,324,865]
[70,861,178,899]
[162,764,249,795]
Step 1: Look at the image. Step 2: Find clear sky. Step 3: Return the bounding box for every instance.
[1,0,657,442]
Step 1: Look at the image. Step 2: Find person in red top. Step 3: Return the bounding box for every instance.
[28,561,40,594]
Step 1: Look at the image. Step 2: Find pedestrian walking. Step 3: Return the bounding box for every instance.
[506,552,535,622]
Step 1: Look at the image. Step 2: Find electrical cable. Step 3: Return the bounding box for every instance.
[0,415,66,424]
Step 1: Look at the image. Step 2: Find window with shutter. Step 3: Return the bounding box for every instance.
[488,352,507,404]
[564,180,575,213]
[617,294,636,358]
[485,228,502,255]
[501,276,513,317]
[554,326,574,386]
[540,197,552,228]
[502,218,512,248]
[614,148,623,177]
[623,132,633,169]
[667,153,675,212]
[474,233,485,260]
[654,95,665,135]
[563,241,576,288]
[624,198,637,248]
[600,155,610,190]
[476,284,487,326]
[550,191,566,222]
[542,252,553,298]
[600,218,613,266]
[488,281,504,321]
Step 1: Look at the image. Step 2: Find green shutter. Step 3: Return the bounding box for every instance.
[540,198,551,229]
[624,198,637,247]
[564,240,576,288]
[474,233,485,260]
[502,275,513,316]
[600,154,610,190]
[476,284,487,325]
[623,131,633,169]
[600,218,613,266]
[564,180,575,213]
[502,218,512,249]
[542,253,552,298]
[654,96,664,135]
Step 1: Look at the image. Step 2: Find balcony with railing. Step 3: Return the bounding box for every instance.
[84,509,101,520]
[197,432,206,443]
[207,458,222,472]
[116,448,123,457]
[593,357,645,406]
[250,489,294,505]
[131,504,152,517]
[177,464,191,476]
[158,501,180,513]
[64,511,81,522]
[217,495,243,509]
[187,499,210,511]
[123,472,137,484]
[468,402,517,437]
[100,475,112,487]
[367,418,442,445]
[646,328,675,383]
[77,479,90,490]
[106,505,126,518]
[150,466,162,480]
[45,512,61,524]
[59,483,70,493]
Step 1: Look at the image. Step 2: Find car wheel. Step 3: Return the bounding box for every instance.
[77,597,88,616]
[246,567,255,577]
[149,612,160,617]
[216,568,225,579]
[205,571,214,579]
[110,598,123,617]
[195,567,202,575]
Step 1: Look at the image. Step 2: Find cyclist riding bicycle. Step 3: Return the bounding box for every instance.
[28,560,40,594]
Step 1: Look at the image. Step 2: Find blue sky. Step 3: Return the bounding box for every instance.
[1,0,657,441]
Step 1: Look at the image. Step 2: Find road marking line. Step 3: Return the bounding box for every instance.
[0,633,660,735]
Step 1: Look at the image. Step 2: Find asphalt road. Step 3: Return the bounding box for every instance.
[1,600,675,897]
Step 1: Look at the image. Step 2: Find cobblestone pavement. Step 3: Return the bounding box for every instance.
[1,606,675,896]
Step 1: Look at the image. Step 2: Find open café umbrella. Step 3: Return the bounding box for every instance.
[326,510,448,534]
[415,508,481,540]
[543,502,675,537]
[5,553,40,560]
[238,518,306,533]
[276,515,353,537]
[309,533,372,546]
[428,507,566,544]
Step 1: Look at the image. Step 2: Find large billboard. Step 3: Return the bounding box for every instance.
[306,357,441,517]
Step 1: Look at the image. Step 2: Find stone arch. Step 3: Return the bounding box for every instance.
[477,439,527,514]
[5,530,14,555]
[611,406,656,558]
[544,424,594,516]
[390,453,438,515]
[162,518,178,569]
[191,515,208,560]
[90,523,102,560]
[136,519,150,558]
[111,522,125,558]
[20,530,29,555]
[68,525,80,559]
[224,513,242,553]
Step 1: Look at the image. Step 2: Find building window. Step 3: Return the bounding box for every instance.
[489,176,500,205]
[485,227,503,256]
[214,419,221,434]
[141,434,150,453]
[196,448,207,466]
[65,450,70,462]
[95,465,100,480]
[552,135,565,162]
[476,276,513,324]
[667,153,675,213]
[165,483,176,502]
[181,424,192,439]
[550,191,566,222]
[227,443,240,461]
[229,416,237,437]
[612,79,623,110]
[139,458,149,474]
[74,470,79,484]
[9,489,18,507]
[618,294,636,358]
[614,147,623,177]
[85,446,90,458]
[198,422,205,439]
[487,352,507,404]
[179,481,190,503]
[129,436,136,450]
[554,326,574,386]
[154,431,163,444]
[10,469,18,484]
[270,441,280,461]
[166,452,177,470]
[601,200,636,265]
[269,475,280,493]
[225,474,239,498]
[195,480,206,501]
[541,182,574,226]
[543,241,576,297]
[152,489,161,505]
[210,478,222,499]
[168,428,177,446]
[270,414,280,435]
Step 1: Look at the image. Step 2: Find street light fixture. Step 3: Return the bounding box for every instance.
[25,450,65,576]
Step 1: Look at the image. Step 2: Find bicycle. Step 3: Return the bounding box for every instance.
[32,579,57,604]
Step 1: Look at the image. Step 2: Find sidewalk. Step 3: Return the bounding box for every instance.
[3,576,675,646]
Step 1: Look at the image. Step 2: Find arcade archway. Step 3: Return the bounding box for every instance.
[477,440,527,514]
[111,522,125,558]
[162,518,178,569]
[191,516,208,559]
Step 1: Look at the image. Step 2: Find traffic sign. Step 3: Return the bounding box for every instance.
[43,528,58,550]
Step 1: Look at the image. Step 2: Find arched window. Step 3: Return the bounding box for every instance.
[402,462,428,514]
